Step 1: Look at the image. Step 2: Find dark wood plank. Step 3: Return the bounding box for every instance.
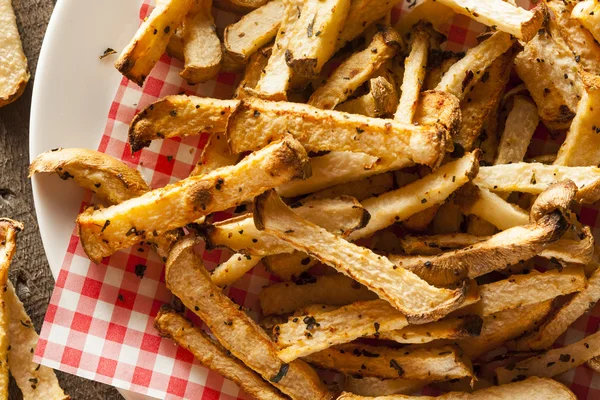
[1,0,123,398]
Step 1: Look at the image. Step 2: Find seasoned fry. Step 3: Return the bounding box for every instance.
[529,180,577,224]
[179,0,222,84]
[128,95,238,152]
[233,47,272,100]
[223,0,283,61]
[156,307,287,399]
[514,29,582,131]
[250,0,302,100]
[305,344,474,381]
[227,97,448,167]
[275,300,408,362]
[394,24,430,124]
[348,152,479,240]
[6,282,69,399]
[253,190,466,323]
[336,76,399,117]
[166,27,184,60]
[308,27,403,109]
[454,45,516,150]
[547,0,600,75]
[278,152,405,198]
[414,90,462,138]
[337,377,576,399]
[0,219,22,399]
[165,236,332,399]
[263,251,318,281]
[555,72,600,166]
[455,185,529,230]
[77,136,310,263]
[285,0,351,77]
[402,205,440,233]
[513,262,600,351]
[29,148,150,205]
[115,0,193,86]
[210,253,261,287]
[456,267,586,317]
[495,96,539,165]
[435,0,545,41]
[473,163,600,204]
[435,31,514,100]
[305,172,394,202]
[458,300,553,358]
[0,0,29,107]
[389,212,568,286]
[201,196,369,255]
[343,376,428,397]
[260,273,377,316]
[572,0,600,44]
[394,0,454,39]
[189,133,240,177]
[378,315,483,344]
[497,330,600,384]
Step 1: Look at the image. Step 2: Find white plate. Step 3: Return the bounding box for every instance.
[30,0,151,399]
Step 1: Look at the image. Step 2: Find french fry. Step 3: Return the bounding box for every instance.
[166,27,184,60]
[571,0,600,44]
[458,300,553,359]
[212,0,269,13]
[336,76,399,117]
[337,376,576,399]
[210,253,262,287]
[260,273,377,316]
[6,283,69,399]
[77,136,311,263]
[250,0,303,100]
[431,201,463,235]
[435,0,545,41]
[221,44,246,73]
[587,355,600,374]
[201,196,370,256]
[223,0,283,61]
[497,330,600,384]
[495,96,539,165]
[115,0,193,86]
[253,190,466,323]
[275,300,408,362]
[394,24,431,124]
[128,95,238,152]
[189,133,240,177]
[377,315,483,344]
[393,0,454,39]
[455,185,529,230]
[233,46,272,100]
[514,29,582,131]
[304,172,394,202]
[304,344,474,381]
[388,212,568,286]
[0,219,23,399]
[513,261,600,351]
[435,31,515,100]
[308,26,403,109]
[343,375,428,397]
[555,72,600,166]
[414,90,462,138]
[454,45,516,151]
[284,0,351,77]
[455,267,586,317]
[155,306,287,399]
[179,0,222,84]
[528,180,577,224]
[348,152,479,240]
[165,235,332,399]
[226,97,449,167]
[263,251,319,281]
[402,205,440,233]
[29,148,150,205]
[423,51,462,91]
[547,0,600,75]
[0,0,29,107]
[473,163,600,204]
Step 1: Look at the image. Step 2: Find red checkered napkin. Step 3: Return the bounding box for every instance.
[35,0,600,398]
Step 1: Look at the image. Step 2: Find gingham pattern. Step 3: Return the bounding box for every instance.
[35,0,600,398]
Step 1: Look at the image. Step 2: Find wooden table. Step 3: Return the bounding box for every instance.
[0,0,123,398]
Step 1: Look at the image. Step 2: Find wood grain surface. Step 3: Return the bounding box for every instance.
[0,0,123,398]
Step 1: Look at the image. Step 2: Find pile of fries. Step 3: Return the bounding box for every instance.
[30,0,600,397]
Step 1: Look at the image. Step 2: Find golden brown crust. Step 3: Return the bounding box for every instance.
[414,90,462,139]
[0,72,29,108]
[29,148,150,205]
[128,95,238,152]
[520,3,548,42]
[529,180,577,223]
